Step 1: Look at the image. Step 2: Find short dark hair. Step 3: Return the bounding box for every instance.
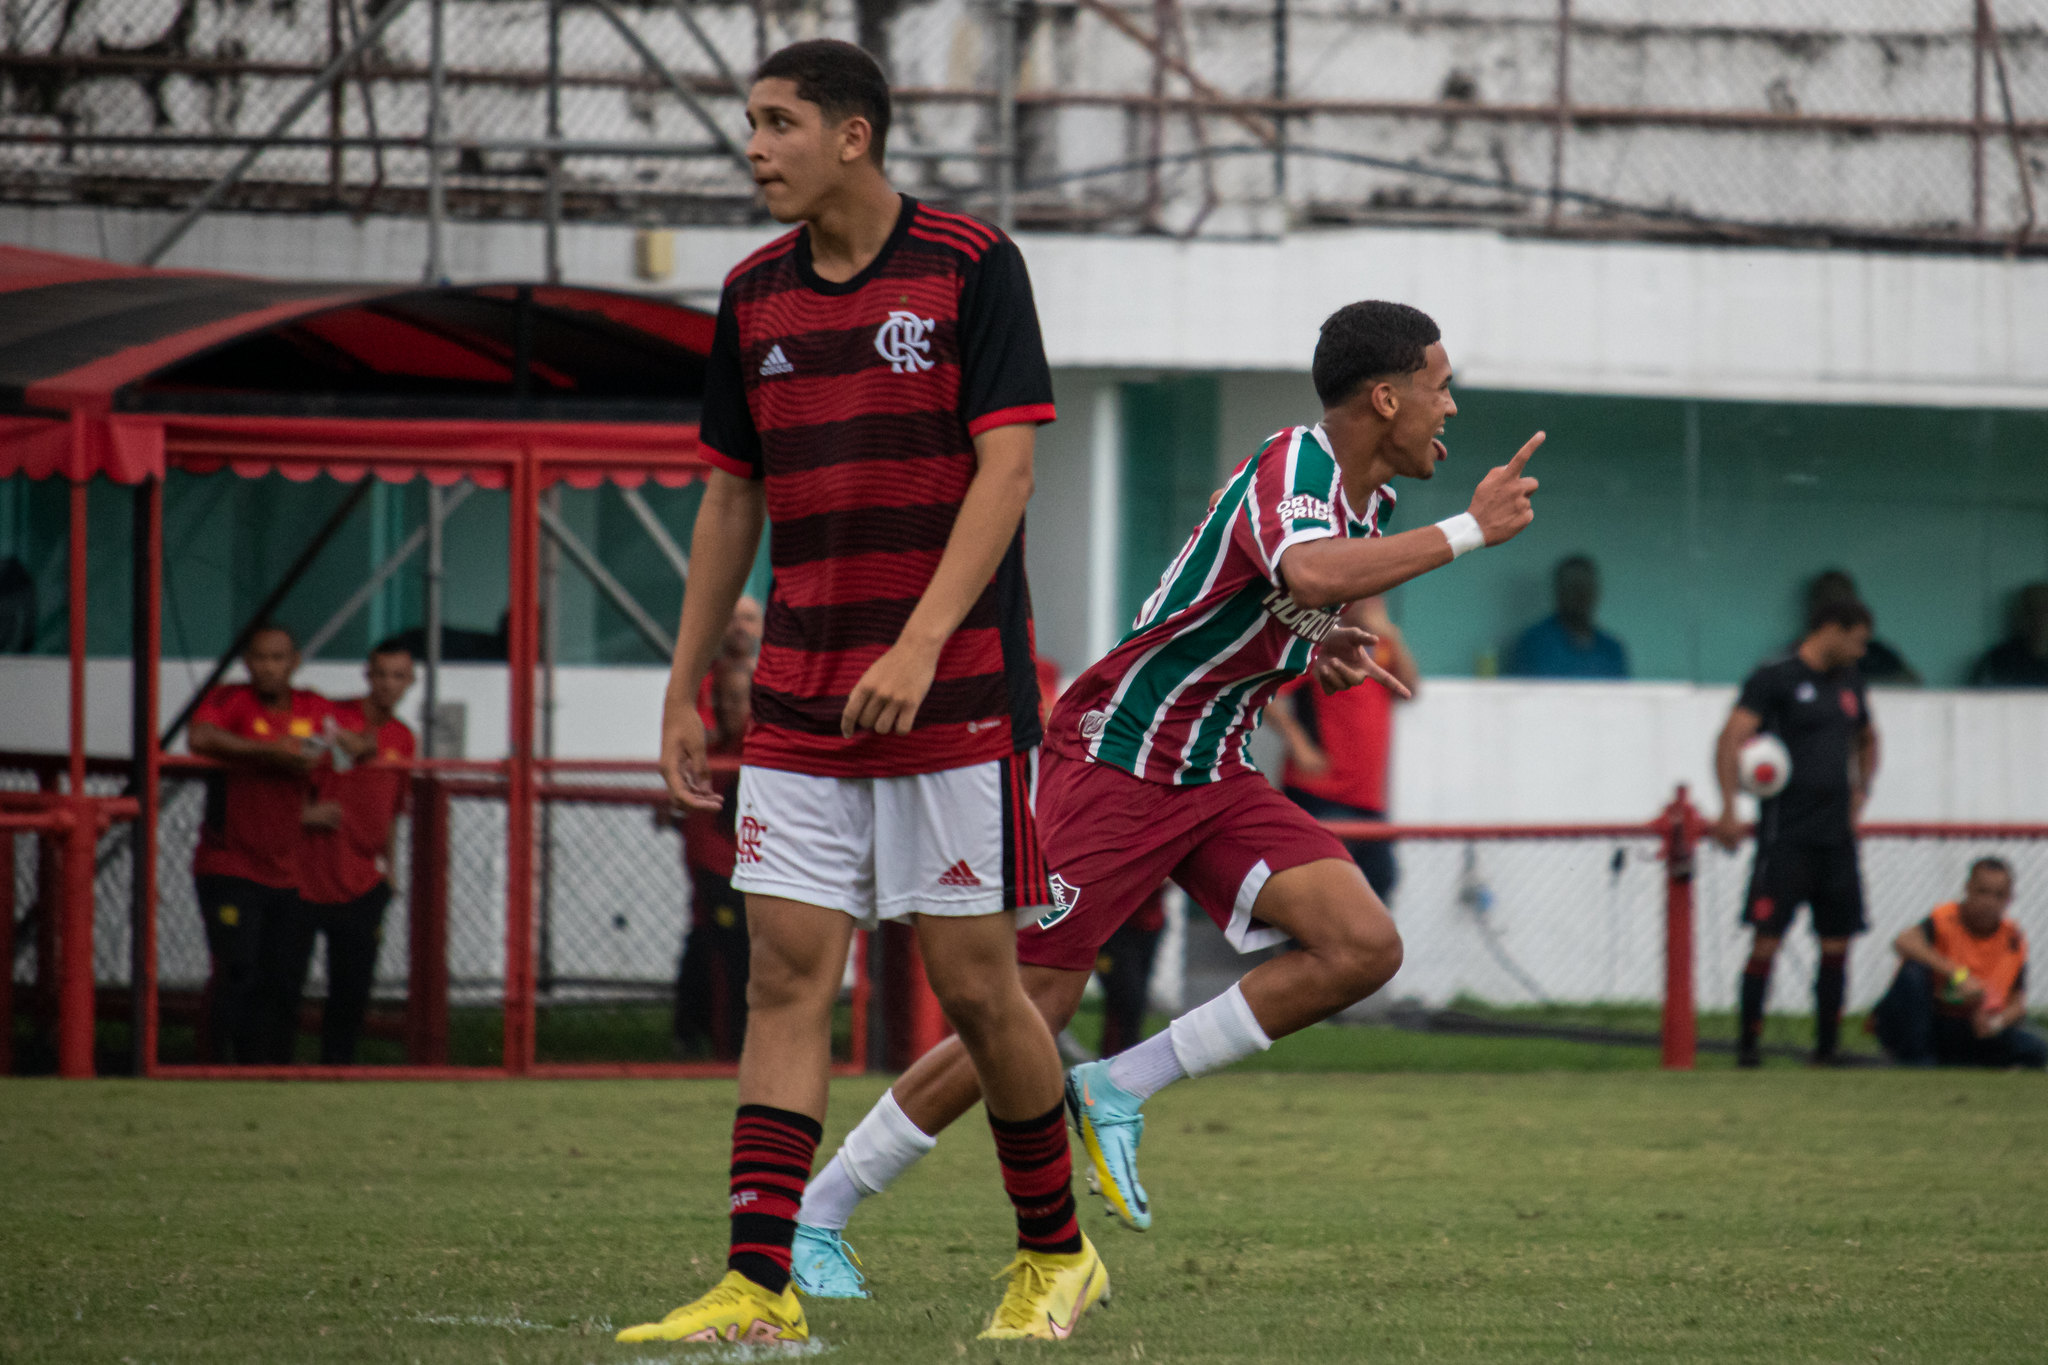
[370,636,413,661]
[1969,856,2013,886]
[245,622,296,650]
[1312,301,1441,408]
[755,40,891,163]
[1806,598,1872,635]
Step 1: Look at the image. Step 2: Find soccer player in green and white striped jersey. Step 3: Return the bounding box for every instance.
[790,302,1545,1292]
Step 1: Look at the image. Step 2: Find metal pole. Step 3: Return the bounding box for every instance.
[1271,0,1286,200]
[544,0,563,285]
[504,453,538,1074]
[994,0,1018,230]
[583,0,752,173]
[139,0,421,265]
[424,0,446,284]
[537,486,560,997]
[1547,0,1570,228]
[537,503,677,656]
[618,486,689,582]
[302,484,475,657]
[129,479,162,1076]
[1973,0,1989,233]
[422,484,446,756]
[59,480,93,1078]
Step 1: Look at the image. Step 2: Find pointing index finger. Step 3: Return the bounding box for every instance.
[1506,430,1546,476]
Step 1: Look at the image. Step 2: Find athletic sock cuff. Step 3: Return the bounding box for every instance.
[839,1089,937,1197]
[736,1103,824,1143]
[1169,981,1273,1080]
[987,1101,1067,1135]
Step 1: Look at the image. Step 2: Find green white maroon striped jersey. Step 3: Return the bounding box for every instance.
[1044,424,1393,785]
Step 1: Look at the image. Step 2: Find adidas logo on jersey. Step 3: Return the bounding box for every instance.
[758,345,794,377]
[938,860,983,888]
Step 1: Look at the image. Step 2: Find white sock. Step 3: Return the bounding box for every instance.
[1167,982,1272,1080]
[795,1090,936,1231]
[1105,1028,1186,1100]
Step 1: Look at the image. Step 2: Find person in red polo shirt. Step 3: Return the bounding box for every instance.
[1269,595,1420,900]
[187,625,346,1064]
[285,639,418,1065]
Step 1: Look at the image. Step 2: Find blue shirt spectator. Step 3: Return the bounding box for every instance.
[1506,555,1630,679]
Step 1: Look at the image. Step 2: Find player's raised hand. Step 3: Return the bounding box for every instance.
[1468,430,1545,546]
[660,696,722,813]
[1311,624,1413,699]
[842,639,940,738]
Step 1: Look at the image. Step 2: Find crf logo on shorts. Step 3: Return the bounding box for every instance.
[874,311,935,373]
[737,816,766,865]
[1036,873,1081,930]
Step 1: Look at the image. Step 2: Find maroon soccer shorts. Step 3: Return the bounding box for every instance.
[1017,750,1352,971]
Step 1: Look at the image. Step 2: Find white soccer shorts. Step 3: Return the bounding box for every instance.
[728,755,1051,926]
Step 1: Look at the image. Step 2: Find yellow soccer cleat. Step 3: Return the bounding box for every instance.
[614,1269,808,1345]
[977,1234,1110,1341]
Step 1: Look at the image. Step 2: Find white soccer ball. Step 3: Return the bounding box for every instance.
[1738,733,1791,799]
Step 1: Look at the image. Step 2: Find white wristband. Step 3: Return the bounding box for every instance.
[1435,512,1485,559]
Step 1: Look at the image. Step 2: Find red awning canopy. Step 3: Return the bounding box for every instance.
[0,246,713,487]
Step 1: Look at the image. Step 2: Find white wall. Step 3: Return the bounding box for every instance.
[10,657,2045,822]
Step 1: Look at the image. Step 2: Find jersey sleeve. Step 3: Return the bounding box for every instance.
[190,686,242,734]
[697,286,761,479]
[1236,429,1342,588]
[956,237,1056,438]
[1735,665,1782,722]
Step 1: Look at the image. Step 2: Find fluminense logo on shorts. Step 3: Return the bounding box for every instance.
[1035,874,1080,930]
[1274,493,1331,524]
[1079,710,1110,740]
[874,310,936,373]
[1261,586,1338,644]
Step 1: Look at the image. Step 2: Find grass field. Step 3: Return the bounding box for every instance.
[7,1047,2048,1364]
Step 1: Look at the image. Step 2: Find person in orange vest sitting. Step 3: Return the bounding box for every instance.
[286,639,418,1065]
[188,624,365,1063]
[1872,857,2046,1069]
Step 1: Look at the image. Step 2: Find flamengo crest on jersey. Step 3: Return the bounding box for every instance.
[1045,424,1392,787]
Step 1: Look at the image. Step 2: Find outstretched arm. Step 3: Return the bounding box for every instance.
[1278,433,1543,609]
[841,423,1036,736]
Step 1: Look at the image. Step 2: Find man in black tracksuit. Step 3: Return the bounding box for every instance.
[1712,598,1880,1067]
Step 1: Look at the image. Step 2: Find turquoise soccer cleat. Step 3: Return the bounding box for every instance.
[1065,1060,1151,1232]
[791,1222,870,1300]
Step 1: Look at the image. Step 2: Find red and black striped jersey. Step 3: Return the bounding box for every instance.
[699,196,1057,778]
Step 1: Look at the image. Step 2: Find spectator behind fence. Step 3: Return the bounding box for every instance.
[282,639,419,1065]
[1969,582,2048,688]
[1807,570,1918,685]
[1713,599,1877,1068]
[1269,596,1418,901]
[1504,554,1629,679]
[1872,858,2046,1069]
[670,652,753,1060]
[186,626,359,1063]
[695,594,762,722]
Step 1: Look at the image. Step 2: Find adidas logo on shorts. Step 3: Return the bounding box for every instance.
[938,860,983,888]
[759,344,794,377]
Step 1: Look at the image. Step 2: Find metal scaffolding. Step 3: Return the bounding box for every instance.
[4,0,2045,269]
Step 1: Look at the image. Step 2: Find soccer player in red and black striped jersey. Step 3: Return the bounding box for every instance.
[617,40,1101,1347]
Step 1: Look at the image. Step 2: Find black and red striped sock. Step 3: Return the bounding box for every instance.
[727,1104,822,1294]
[989,1102,1082,1256]
[1815,950,1848,1058]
